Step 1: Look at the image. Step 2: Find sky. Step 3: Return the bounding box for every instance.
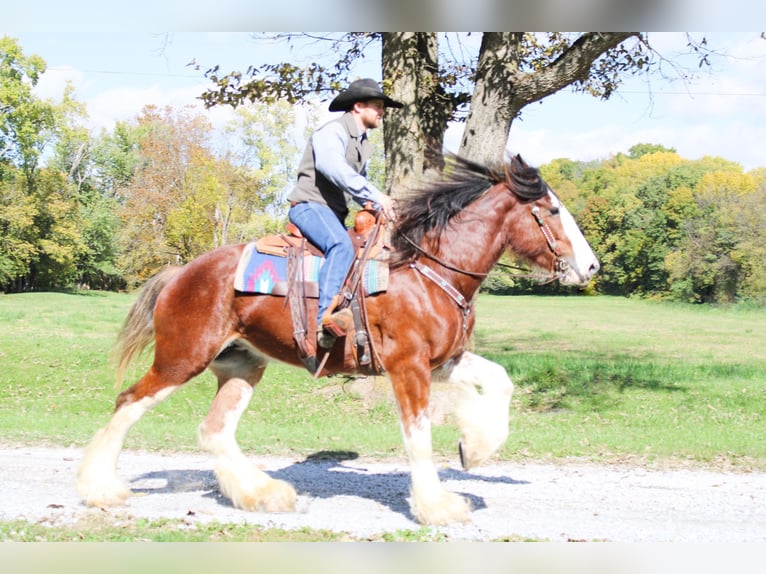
[4,31,766,172]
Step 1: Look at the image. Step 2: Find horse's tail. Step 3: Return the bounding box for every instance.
[113,266,182,388]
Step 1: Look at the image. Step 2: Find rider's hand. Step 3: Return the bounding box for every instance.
[376,194,396,222]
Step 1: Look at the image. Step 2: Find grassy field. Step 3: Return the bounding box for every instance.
[0,291,764,470]
[475,295,766,468]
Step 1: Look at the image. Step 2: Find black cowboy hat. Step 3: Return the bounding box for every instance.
[328,78,403,112]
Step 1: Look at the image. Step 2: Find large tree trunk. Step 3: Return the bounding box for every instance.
[459,32,638,167]
[382,33,449,197]
[459,33,523,165]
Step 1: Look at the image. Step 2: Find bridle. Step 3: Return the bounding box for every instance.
[401,203,573,348]
[530,205,573,283]
[401,203,574,285]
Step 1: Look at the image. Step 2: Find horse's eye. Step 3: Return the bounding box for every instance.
[550,206,560,216]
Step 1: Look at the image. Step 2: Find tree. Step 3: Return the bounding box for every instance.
[544,148,765,303]
[1,37,104,291]
[45,88,125,290]
[731,185,766,299]
[116,105,217,285]
[458,32,638,164]
[628,143,677,159]
[114,102,300,286]
[0,36,58,190]
[1,37,51,289]
[91,121,143,196]
[198,32,706,194]
[666,167,761,303]
[221,99,299,241]
[0,171,36,289]
[381,33,453,191]
[26,168,82,289]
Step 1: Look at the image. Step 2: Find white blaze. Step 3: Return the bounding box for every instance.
[549,190,599,284]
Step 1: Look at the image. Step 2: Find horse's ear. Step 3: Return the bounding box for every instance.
[506,154,545,199]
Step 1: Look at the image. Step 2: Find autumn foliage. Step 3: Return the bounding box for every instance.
[2,36,765,303]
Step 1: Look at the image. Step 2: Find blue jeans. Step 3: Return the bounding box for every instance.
[288,202,355,329]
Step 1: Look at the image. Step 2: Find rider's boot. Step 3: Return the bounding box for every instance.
[317,305,354,349]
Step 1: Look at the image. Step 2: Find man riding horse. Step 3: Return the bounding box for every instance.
[286,78,399,349]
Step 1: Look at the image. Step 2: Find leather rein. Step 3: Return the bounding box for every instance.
[400,204,571,285]
[400,205,571,348]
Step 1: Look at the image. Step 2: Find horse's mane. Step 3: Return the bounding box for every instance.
[390,153,547,267]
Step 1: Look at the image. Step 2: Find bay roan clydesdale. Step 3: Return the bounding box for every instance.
[78,154,599,525]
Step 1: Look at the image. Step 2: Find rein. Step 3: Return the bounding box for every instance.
[399,233,488,279]
[398,205,572,284]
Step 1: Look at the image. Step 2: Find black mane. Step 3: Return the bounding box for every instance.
[390,154,546,266]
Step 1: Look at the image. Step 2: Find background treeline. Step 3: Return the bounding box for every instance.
[2,36,765,303]
[1,101,301,292]
[1,37,303,291]
[485,144,766,304]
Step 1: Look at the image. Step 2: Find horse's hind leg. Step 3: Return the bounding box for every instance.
[77,368,185,507]
[434,352,513,470]
[198,341,296,513]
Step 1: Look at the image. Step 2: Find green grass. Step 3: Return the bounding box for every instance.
[0,515,353,542]
[2,290,764,542]
[0,514,515,542]
[0,290,407,455]
[0,291,764,470]
[475,295,766,467]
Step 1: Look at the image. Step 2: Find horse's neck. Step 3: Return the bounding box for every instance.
[430,188,513,297]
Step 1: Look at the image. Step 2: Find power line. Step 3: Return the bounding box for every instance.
[47,66,202,80]
[46,66,766,97]
[619,90,766,97]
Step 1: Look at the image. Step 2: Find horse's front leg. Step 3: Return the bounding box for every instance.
[434,351,514,470]
[388,359,472,526]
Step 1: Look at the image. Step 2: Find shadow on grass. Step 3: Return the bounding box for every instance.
[129,450,529,524]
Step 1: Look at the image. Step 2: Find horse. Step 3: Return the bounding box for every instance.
[77,154,599,526]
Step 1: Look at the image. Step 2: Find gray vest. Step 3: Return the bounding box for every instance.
[287,112,371,222]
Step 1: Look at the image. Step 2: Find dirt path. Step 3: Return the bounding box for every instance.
[1,444,764,541]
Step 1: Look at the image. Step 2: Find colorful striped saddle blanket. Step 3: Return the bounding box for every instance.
[233,241,389,297]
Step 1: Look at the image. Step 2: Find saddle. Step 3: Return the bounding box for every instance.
[255,208,383,260]
[250,208,388,377]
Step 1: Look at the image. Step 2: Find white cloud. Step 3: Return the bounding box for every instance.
[34,66,238,138]
[32,64,86,100]
[507,120,766,172]
[26,32,766,173]
[85,84,214,131]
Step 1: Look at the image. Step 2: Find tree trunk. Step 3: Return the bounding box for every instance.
[459,32,638,167]
[382,32,449,197]
[459,33,523,165]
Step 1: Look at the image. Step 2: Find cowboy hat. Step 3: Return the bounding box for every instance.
[329,78,403,112]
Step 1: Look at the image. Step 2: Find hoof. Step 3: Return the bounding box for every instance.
[459,439,485,470]
[411,489,472,526]
[257,479,297,513]
[458,437,499,470]
[77,477,131,508]
[223,476,297,513]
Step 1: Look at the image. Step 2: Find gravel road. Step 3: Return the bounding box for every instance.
[1,444,764,542]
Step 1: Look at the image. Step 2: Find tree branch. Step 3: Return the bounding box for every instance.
[513,32,640,104]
